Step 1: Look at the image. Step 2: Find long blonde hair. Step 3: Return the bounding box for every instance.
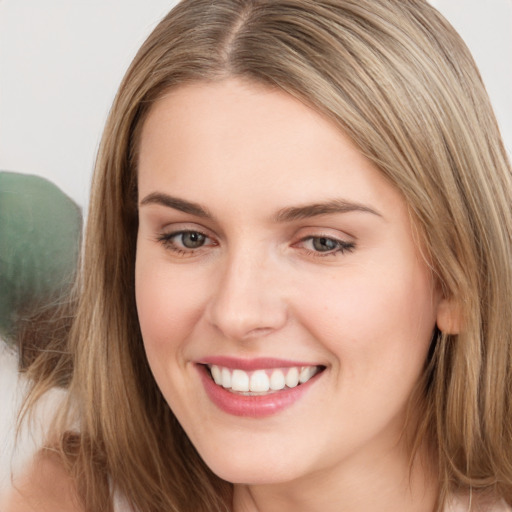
[24,1,512,510]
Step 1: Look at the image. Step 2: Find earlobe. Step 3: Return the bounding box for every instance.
[436,297,462,334]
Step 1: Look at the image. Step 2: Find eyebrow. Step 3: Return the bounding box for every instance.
[274,199,382,222]
[139,192,211,218]
[139,192,381,222]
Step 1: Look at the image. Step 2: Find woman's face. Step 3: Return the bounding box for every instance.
[135,79,446,485]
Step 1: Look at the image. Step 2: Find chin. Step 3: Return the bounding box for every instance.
[211,466,300,486]
[198,447,307,485]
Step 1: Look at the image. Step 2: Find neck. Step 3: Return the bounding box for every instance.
[232,443,438,512]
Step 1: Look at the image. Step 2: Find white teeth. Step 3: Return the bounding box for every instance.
[299,366,317,383]
[250,370,270,392]
[208,364,321,393]
[211,365,222,385]
[285,367,299,388]
[221,367,232,388]
[231,369,250,392]
[269,369,286,391]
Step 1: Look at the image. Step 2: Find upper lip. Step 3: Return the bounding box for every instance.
[197,356,323,371]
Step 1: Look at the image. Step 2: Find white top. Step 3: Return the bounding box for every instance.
[446,494,512,512]
[113,491,512,512]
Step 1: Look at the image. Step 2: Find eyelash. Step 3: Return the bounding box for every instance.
[297,236,356,257]
[156,230,214,256]
[156,230,355,258]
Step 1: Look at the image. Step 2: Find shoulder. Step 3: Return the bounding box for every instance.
[0,450,83,512]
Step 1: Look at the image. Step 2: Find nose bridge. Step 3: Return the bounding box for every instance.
[207,241,287,340]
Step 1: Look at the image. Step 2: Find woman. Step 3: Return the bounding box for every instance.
[4,0,512,511]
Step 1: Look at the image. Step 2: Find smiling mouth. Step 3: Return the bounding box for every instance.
[205,364,325,396]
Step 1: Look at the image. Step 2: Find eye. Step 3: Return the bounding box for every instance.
[177,231,207,249]
[311,237,340,252]
[298,235,355,256]
[157,229,214,254]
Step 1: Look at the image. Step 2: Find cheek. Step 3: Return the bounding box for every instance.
[296,262,437,374]
[134,250,206,363]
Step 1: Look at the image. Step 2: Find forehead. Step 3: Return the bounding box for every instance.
[138,79,338,169]
[137,79,400,210]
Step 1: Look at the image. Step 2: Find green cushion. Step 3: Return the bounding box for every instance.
[0,171,82,342]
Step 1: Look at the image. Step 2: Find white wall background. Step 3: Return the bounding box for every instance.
[0,0,179,210]
[0,0,511,497]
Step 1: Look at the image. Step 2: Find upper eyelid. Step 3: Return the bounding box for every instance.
[297,231,351,240]
[159,223,215,238]
[294,226,355,242]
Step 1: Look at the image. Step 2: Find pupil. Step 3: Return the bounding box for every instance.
[182,232,205,248]
[313,237,336,252]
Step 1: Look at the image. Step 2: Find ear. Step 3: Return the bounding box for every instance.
[436,297,462,334]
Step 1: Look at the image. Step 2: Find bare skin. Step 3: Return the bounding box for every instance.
[0,451,82,512]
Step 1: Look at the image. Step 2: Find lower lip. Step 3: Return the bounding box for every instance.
[197,365,321,418]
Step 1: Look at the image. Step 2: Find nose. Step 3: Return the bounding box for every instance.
[206,247,288,341]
